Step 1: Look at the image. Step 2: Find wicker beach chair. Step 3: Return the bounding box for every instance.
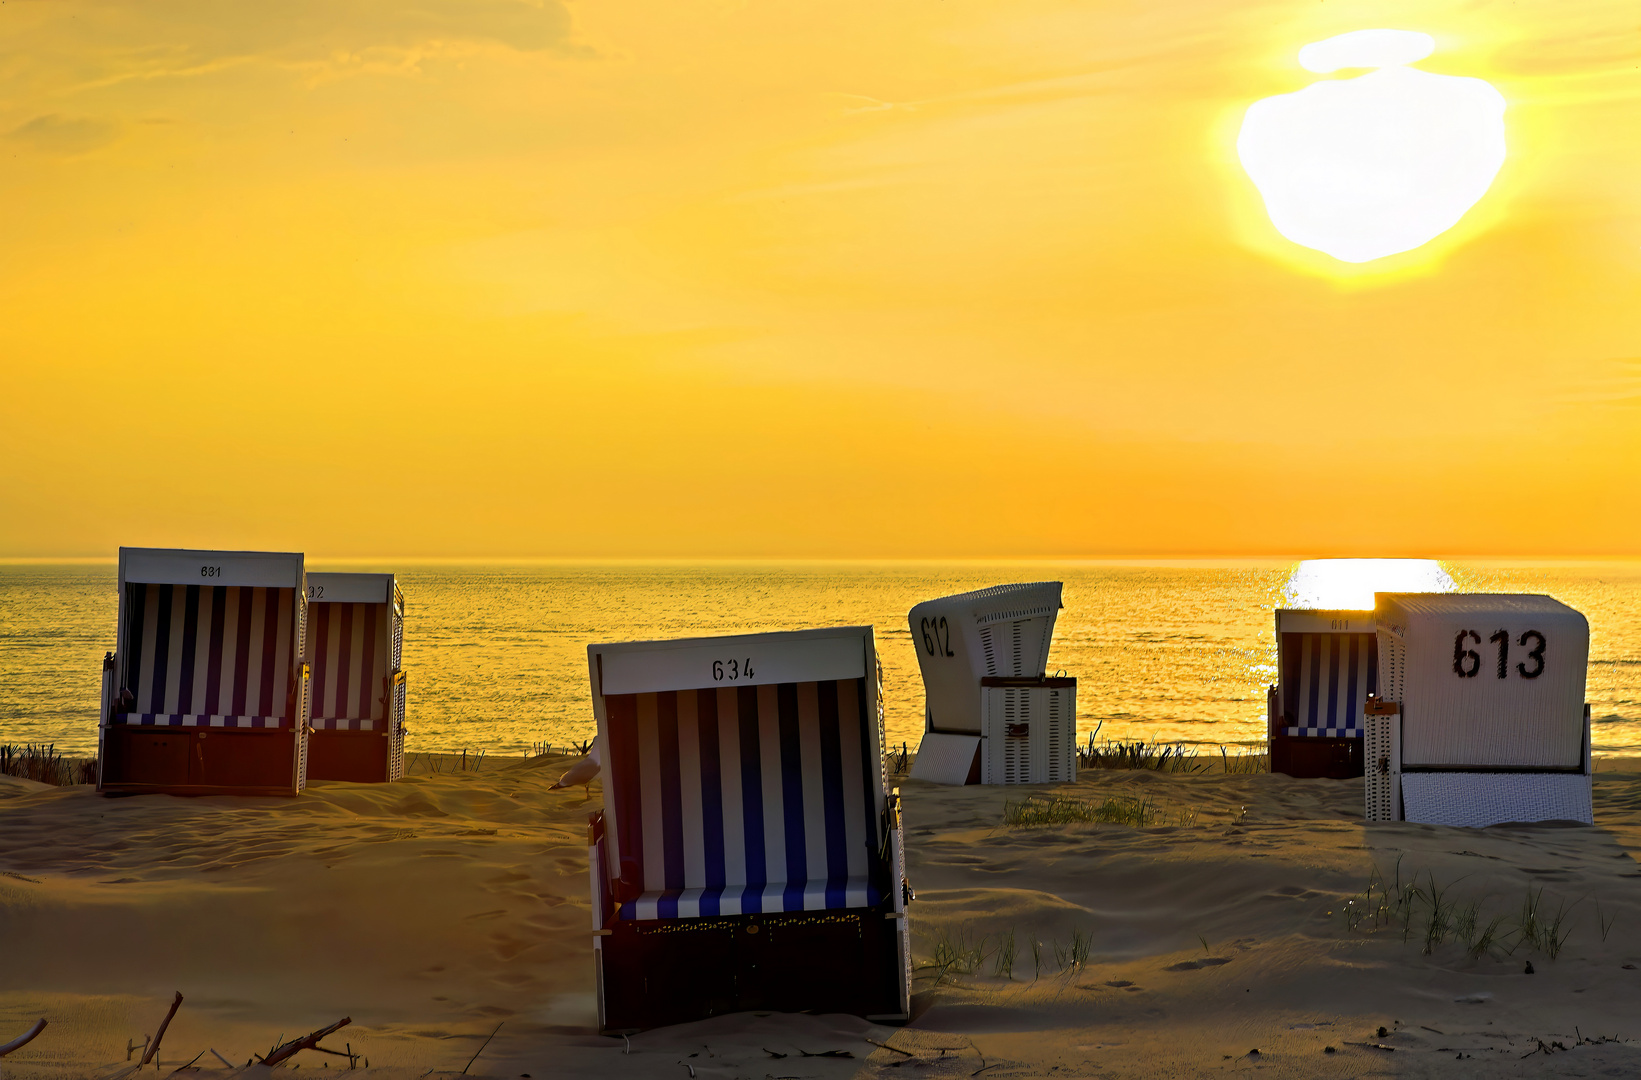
[304,573,406,783]
[1266,609,1376,779]
[98,547,310,796]
[1364,593,1593,827]
[907,582,1075,784]
[585,626,912,1032]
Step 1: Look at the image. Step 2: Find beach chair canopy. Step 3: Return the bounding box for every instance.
[590,627,890,922]
[305,572,401,731]
[909,581,1063,734]
[113,548,305,729]
[1274,609,1378,738]
[1377,592,1588,769]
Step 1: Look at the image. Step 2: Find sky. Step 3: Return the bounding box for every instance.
[2,0,1638,558]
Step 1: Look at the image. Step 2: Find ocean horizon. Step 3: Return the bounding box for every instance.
[5,558,1640,759]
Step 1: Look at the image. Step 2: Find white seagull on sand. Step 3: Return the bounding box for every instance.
[550,739,601,794]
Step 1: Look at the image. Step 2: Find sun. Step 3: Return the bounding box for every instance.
[1237,30,1506,264]
[1281,558,1455,611]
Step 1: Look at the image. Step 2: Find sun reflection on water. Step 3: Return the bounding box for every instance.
[1281,558,1455,610]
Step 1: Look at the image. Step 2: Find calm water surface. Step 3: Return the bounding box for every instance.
[4,561,1639,758]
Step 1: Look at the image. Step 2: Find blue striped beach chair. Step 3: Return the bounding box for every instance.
[304,573,406,783]
[98,547,310,796]
[1266,609,1375,779]
[586,626,912,1033]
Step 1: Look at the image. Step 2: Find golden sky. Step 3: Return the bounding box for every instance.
[2,0,1638,558]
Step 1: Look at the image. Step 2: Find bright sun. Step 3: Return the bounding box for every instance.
[1281,558,1455,611]
[1238,30,1506,263]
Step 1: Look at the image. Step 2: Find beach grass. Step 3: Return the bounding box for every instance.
[0,743,96,786]
[1073,730,1268,774]
[1341,861,1592,962]
[918,924,1095,985]
[1002,793,1204,828]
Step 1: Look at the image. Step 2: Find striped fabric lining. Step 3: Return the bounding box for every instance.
[605,678,883,921]
[310,717,378,731]
[118,583,298,727]
[113,714,285,728]
[1280,632,1377,738]
[307,602,389,722]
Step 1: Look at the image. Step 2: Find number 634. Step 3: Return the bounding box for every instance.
[712,658,754,682]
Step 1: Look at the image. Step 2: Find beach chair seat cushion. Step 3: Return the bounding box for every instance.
[603,678,885,922]
[618,876,884,920]
[113,713,288,728]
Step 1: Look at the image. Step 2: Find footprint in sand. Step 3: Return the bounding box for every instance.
[1165,958,1232,971]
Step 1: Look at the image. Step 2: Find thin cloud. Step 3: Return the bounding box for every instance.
[10,0,582,91]
[7,114,120,154]
[88,0,578,59]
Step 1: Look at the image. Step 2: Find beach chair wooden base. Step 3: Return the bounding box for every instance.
[595,906,910,1033]
[307,729,402,783]
[99,727,306,797]
[1268,732,1363,780]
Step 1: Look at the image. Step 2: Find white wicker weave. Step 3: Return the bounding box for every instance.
[908,582,1062,735]
[1400,772,1593,827]
[1376,593,1587,769]
[981,682,1076,784]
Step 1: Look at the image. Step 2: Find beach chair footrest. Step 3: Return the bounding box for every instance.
[597,905,905,1032]
[1400,772,1593,827]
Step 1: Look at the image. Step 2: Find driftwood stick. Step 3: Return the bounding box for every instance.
[0,1019,47,1057]
[208,1049,232,1068]
[461,1022,504,1075]
[305,1044,357,1059]
[140,993,183,1066]
[263,1018,351,1068]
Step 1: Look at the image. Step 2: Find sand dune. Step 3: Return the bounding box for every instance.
[3,756,1641,1077]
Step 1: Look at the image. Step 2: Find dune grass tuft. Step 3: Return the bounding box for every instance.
[1072,728,1266,774]
[0,744,96,786]
[1341,859,1589,962]
[1004,795,1156,827]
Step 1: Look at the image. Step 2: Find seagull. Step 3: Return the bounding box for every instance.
[550,739,601,795]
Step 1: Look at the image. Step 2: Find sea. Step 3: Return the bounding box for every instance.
[3,560,1640,759]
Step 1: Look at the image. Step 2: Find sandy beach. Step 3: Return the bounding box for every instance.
[3,757,1641,1078]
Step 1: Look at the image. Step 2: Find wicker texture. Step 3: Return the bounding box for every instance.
[1376,593,1587,769]
[1401,772,1593,827]
[909,582,1062,735]
[981,682,1076,784]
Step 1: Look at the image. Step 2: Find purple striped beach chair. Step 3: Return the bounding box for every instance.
[303,573,406,783]
[1266,609,1376,779]
[586,626,912,1033]
[98,547,311,796]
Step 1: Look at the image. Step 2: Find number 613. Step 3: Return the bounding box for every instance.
[1453,628,1545,679]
